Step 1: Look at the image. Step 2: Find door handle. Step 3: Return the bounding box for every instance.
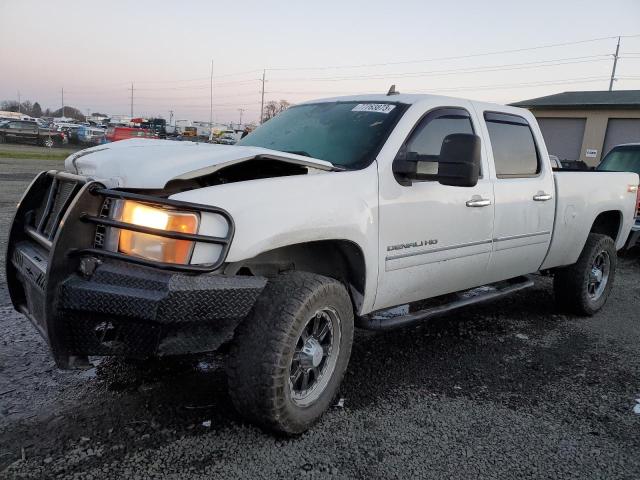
[466,197,492,207]
[533,193,552,202]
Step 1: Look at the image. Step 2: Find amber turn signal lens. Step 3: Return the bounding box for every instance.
[118,201,199,264]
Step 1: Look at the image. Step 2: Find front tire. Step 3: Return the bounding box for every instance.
[553,233,617,316]
[227,271,354,435]
[42,137,54,148]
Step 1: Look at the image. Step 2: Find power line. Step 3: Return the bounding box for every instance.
[414,76,611,94]
[132,69,263,84]
[262,75,612,98]
[267,55,612,83]
[267,34,637,71]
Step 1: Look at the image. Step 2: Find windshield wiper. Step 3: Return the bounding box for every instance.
[283,150,311,157]
[282,150,347,171]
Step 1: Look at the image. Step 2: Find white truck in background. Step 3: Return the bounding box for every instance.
[7,93,639,435]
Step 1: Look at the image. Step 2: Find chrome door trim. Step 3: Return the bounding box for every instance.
[493,231,551,242]
[386,238,492,261]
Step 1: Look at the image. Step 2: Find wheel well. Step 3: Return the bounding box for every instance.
[225,240,367,303]
[590,210,622,242]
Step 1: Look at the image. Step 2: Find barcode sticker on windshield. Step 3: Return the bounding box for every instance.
[352,104,396,114]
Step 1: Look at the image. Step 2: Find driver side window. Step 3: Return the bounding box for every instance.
[405,108,475,175]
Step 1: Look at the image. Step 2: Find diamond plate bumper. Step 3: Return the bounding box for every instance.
[6,171,264,368]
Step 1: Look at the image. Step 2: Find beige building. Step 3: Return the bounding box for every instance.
[512,90,640,166]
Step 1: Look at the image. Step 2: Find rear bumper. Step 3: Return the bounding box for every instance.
[6,170,262,368]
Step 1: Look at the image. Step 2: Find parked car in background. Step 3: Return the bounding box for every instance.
[106,126,156,142]
[0,119,66,147]
[597,143,640,248]
[0,110,34,121]
[216,134,238,145]
[181,126,198,138]
[141,118,167,139]
[77,125,106,145]
[55,123,82,144]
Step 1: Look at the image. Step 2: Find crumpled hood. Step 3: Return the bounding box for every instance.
[64,139,335,188]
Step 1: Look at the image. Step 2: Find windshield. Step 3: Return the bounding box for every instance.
[238,101,406,168]
[597,146,640,175]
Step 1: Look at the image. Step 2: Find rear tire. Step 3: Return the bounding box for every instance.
[42,137,54,148]
[553,233,617,316]
[227,271,354,435]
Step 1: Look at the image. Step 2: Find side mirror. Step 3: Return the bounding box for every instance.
[437,133,481,187]
[393,133,481,187]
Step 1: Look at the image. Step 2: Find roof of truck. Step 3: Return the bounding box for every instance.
[300,93,462,105]
[299,93,521,112]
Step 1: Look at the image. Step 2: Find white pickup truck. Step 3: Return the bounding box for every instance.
[7,93,639,434]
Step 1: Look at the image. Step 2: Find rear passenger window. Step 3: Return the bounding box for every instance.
[485,112,539,178]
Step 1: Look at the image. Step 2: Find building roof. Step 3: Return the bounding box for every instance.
[511,90,640,109]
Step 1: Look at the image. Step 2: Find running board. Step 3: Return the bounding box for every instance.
[358,275,534,331]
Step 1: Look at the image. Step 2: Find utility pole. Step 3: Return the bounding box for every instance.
[169,110,174,126]
[260,69,266,124]
[238,108,244,128]
[609,36,621,91]
[61,87,65,118]
[17,91,21,113]
[210,59,214,127]
[130,83,134,117]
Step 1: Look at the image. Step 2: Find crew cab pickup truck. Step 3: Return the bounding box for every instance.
[0,119,66,147]
[7,94,639,434]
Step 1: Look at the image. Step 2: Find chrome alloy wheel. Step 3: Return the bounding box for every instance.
[588,251,610,301]
[289,308,341,407]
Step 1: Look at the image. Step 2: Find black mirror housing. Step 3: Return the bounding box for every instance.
[392,133,481,187]
[437,133,481,187]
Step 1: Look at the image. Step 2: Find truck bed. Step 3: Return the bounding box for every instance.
[541,170,639,270]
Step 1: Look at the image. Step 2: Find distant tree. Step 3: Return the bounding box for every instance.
[31,102,42,118]
[21,101,33,115]
[51,106,85,121]
[1,100,45,117]
[1,100,20,112]
[91,112,108,117]
[262,99,291,122]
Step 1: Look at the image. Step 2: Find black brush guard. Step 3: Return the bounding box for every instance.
[6,170,265,368]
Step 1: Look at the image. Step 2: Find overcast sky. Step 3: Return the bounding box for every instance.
[1,0,639,124]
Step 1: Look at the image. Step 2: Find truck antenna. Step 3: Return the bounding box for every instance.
[387,85,399,96]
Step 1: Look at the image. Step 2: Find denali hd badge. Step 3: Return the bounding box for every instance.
[387,239,438,252]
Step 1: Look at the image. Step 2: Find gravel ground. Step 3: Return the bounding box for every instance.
[1,152,639,479]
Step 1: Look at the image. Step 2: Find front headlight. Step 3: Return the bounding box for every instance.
[118,201,199,264]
